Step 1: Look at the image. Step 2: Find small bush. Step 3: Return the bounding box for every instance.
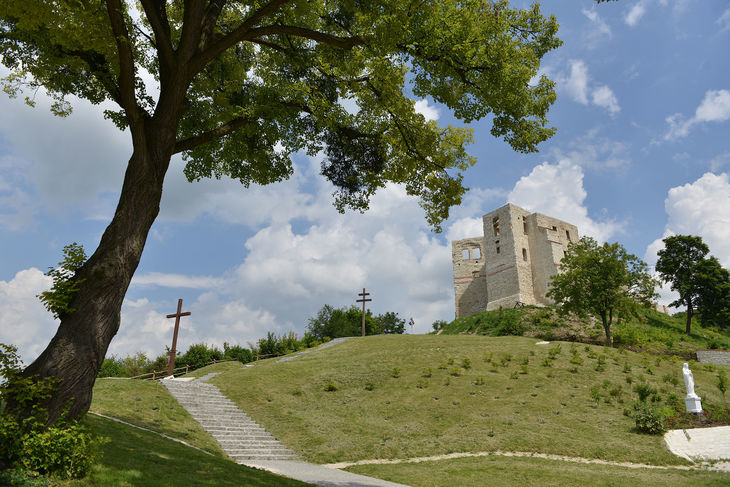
[634,404,666,435]
[416,379,428,389]
[422,368,432,378]
[474,377,486,386]
[541,357,553,367]
[548,345,562,358]
[461,358,472,370]
[324,382,338,392]
[634,383,656,402]
[364,382,375,391]
[450,367,461,377]
[391,367,401,378]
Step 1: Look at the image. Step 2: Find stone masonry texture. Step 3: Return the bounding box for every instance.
[452,203,579,319]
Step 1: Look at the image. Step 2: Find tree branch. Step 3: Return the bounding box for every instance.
[105,0,141,122]
[139,0,176,74]
[179,0,206,60]
[190,0,290,71]
[173,116,252,154]
[200,0,227,50]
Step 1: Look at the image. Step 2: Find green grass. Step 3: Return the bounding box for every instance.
[59,414,310,486]
[345,455,730,487]
[438,306,730,353]
[90,378,225,456]
[208,335,730,465]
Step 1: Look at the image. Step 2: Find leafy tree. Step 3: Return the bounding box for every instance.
[37,243,87,320]
[372,311,406,334]
[1,0,561,424]
[655,235,710,334]
[694,256,730,330]
[547,237,658,347]
[306,304,405,339]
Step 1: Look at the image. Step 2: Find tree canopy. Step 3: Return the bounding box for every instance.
[306,304,405,340]
[1,0,561,230]
[547,236,657,346]
[655,235,710,334]
[1,0,562,425]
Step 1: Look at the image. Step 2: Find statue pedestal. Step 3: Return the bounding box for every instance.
[685,395,702,413]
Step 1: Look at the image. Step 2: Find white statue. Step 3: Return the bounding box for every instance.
[682,363,702,413]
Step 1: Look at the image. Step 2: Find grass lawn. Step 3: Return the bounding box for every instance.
[345,455,730,487]
[60,414,310,487]
[207,335,729,465]
[91,378,225,456]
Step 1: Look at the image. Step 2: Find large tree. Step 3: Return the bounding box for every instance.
[655,235,709,334]
[547,237,657,347]
[694,256,730,331]
[1,0,561,424]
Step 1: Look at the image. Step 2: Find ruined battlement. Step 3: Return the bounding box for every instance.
[452,203,579,319]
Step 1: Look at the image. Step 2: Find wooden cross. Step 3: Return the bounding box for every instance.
[166,298,191,376]
[356,288,371,337]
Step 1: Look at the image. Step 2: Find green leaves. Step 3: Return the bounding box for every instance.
[547,237,658,346]
[37,243,87,320]
[2,0,561,230]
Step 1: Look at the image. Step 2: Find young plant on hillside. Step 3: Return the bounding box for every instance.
[547,237,658,347]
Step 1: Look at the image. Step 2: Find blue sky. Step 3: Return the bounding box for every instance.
[2,1,730,364]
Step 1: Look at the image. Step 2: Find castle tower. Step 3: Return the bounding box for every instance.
[452,204,578,318]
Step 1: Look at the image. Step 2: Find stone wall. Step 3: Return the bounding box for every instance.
[696,350,730,365]
[452,203,578,318]
[452,238,488,318]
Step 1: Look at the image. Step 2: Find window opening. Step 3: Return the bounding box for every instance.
[462,249,470,260]
[522,248,528,261]
[492,216,500,236]
[472,247,481,259]
[566,229,571,241]
[551,225,557,231]
[496,246,501,254]
[523,216,528,234]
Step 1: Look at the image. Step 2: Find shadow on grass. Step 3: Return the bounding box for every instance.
[63,415,310,487]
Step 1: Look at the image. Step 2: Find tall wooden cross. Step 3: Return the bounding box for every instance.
[356,288,371,337]
[166,298,191,376]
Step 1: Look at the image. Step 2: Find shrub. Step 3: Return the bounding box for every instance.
[634,404,666,435]
[461,358,472,370]
[0,343,104,479]
[324,382,338,392]
[391,367,401,378]
[223,343,254,364]
[634,383,656,403]
[547,345,561,358]
[364,382,375,391]
[179,343,223,370]
[422,368,432,378]
[98,356,126,377]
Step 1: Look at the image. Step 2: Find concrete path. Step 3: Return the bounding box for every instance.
[240,460,409,487]
[665,426,730,470]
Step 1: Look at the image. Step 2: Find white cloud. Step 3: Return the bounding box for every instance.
[0,268,55,364]
[549,129,630,170]
[645,172,730,308]
[507,160,620,243]
[709,152,730,172]
[581,8,612,46]
[132,272,225,289]
[563,60,590,105]
[717,7,730,31]
[592,85,621,115]
[625,1,648,27]
[414,99,440,121]
[664,89,730,140]
[558,61,621,115]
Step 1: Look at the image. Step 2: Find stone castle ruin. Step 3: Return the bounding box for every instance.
[452,203,579,318]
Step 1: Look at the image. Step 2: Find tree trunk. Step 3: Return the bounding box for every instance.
[601,310,613,347]
[13,122,173,425]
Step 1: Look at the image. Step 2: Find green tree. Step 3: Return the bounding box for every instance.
[1,0,561,424]
[655,235,709,334]
[694,256,730,330]
[547,237,657,347]
[306,304,405,339]
[372,311,406,334]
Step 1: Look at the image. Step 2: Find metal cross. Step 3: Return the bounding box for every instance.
[166,298,191,376]
[356,288,371,337]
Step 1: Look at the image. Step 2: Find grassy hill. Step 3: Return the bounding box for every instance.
[82,335,730,486]
[206,335,728,465]
[437,306,730,354]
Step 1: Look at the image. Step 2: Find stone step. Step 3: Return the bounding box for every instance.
[162,379,298,461]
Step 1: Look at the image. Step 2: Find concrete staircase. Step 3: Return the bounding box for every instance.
[162,378,298,462]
